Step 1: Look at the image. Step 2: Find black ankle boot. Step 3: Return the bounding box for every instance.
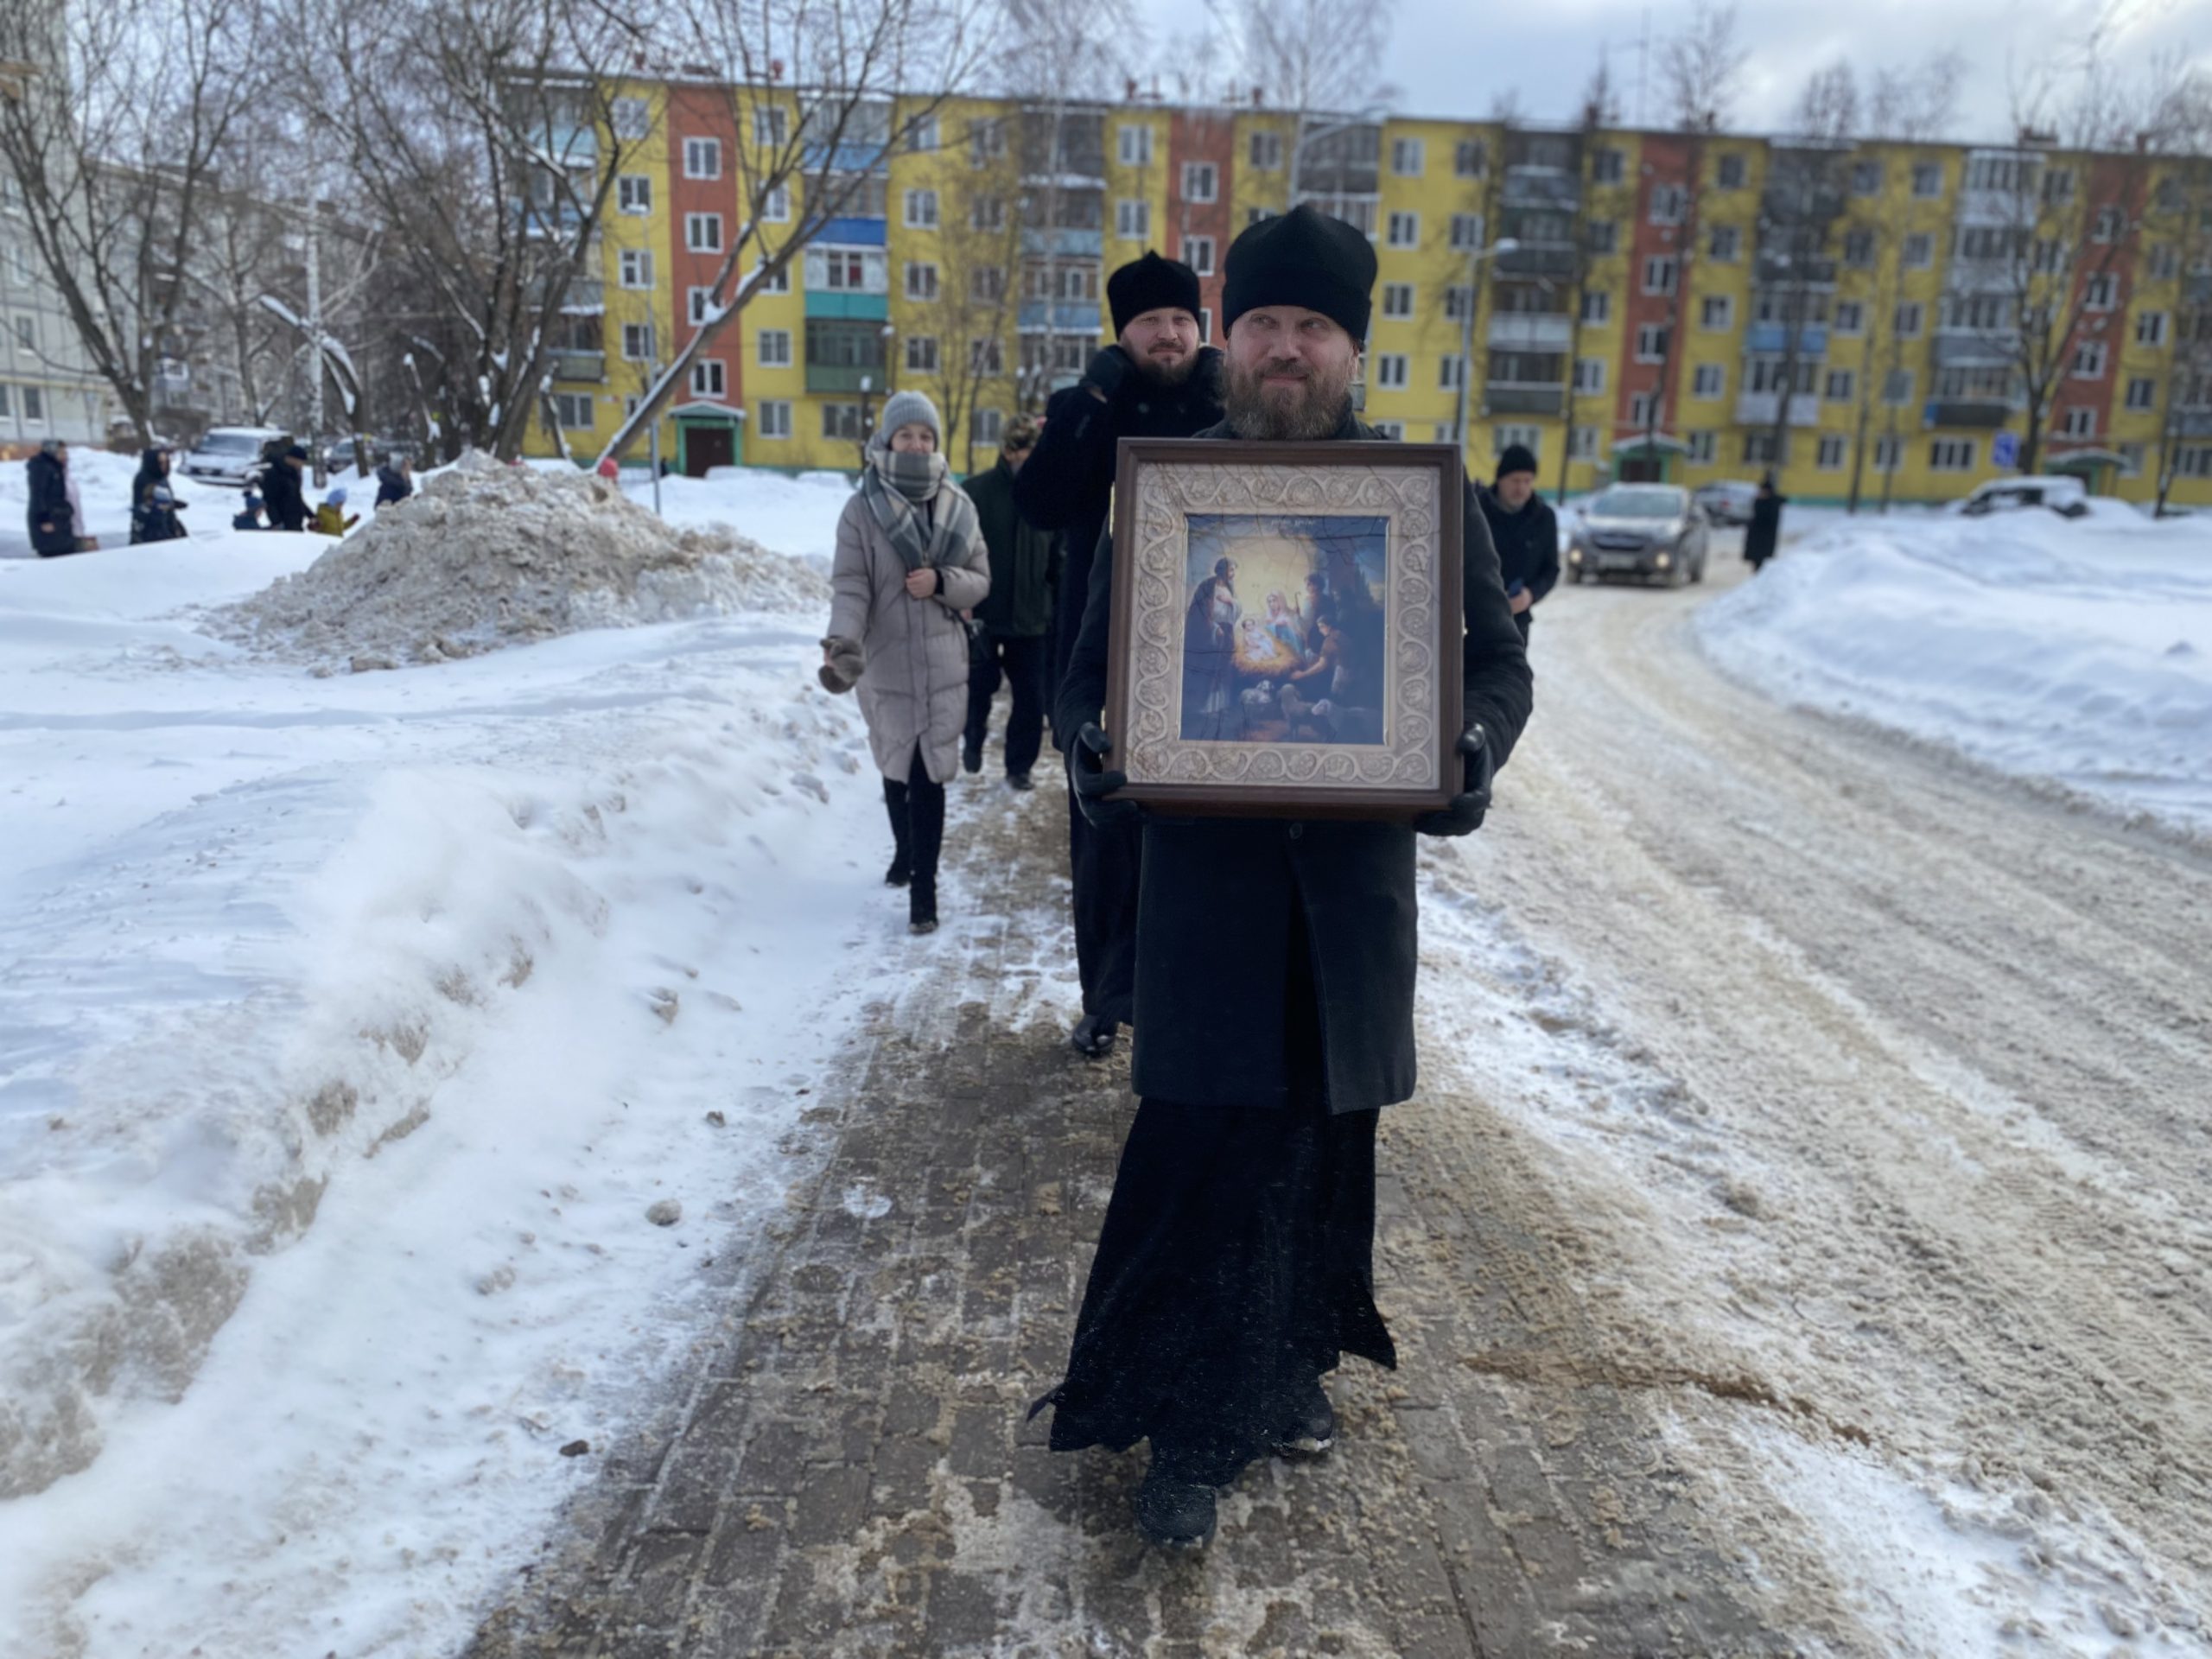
[1272,1378,1335,1459]
[1069,1014,1119,1058]
[909,880,938,934]
[1135,1463,1217,1548]
[885,856,912,887]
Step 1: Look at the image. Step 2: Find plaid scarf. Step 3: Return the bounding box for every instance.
[860,448,976,575]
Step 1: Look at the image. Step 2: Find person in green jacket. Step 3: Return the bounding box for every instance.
[960,416,1060,790]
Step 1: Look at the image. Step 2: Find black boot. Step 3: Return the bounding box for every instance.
[1069,1014,1119,1059]
[1273,1378,1335,1459]
[961,742,982,775]
[1134,1462,1217,1549]
[909,878,938,935]
[881,778,912,887]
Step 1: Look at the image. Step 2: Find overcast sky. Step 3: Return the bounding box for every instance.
[1128,0,2212,143]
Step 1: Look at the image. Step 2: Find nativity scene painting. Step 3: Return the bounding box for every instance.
[1179,512,1391,747]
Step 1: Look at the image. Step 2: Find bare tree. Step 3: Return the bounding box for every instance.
[1758,66,1859,472]
[1213,0,1396,202]
[1555,58,1630,503]
[0,0,267,443]
[912,117,1025,470]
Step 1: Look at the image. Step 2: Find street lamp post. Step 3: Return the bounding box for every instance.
[1452,238,1519,450]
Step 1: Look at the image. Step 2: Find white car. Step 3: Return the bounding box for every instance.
[181,425,287,488]
[1958,475,2090,518]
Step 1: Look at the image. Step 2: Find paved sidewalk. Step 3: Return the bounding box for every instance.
[467,778,1795,1658]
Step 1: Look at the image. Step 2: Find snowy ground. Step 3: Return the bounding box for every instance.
[1697,503,2212,841]
[0,471,920,1657]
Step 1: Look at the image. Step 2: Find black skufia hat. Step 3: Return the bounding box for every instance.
[1106,251,1203,335]
[1221,203,1377,344]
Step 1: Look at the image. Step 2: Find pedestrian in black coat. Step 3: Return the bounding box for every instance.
[1033,206,1535,1551]
[1745,472,1785,570]
[129,446,188,543]
[26,441,79,557]
[375,455,414,505]
[1011,250,1225,1059]
[261,441,311,531]
[1476,442,1560,643]
[961,418,1060,787]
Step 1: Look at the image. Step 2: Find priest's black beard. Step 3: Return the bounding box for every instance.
[1224,356,1354,440]
[1133,349,1197,388]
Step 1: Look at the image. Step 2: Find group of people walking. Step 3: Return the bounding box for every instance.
[817,207,1538,1549]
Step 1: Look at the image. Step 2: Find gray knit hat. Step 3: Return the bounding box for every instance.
[872,389,943,449]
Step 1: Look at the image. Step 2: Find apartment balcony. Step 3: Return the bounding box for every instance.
[1956,188,2018,227]
[1926,398,2012,429]
[804,290,888,321]
[818,215,887,246]
[805,363,890,394]
[1019,227,1104,259]
[537,125,597,163]
[548,349,605,383]
[803,142,889,175]
[1734,391,1819,427]
[1759,181,1847,226]
[1754,251,1838,289]
[1496,244,1579,279]
[1017,300,1102,334]
[1743,323,1827,358]
[1487,314,1574,353]
[1484,383,1566,416]
[2174,408,2212,437]
[1501,165,1580,210]
[1932,330,2017,367]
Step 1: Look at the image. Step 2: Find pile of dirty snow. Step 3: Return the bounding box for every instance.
[208,452,827,671]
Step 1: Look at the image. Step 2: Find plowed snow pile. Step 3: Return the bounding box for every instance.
[209,451,828,670]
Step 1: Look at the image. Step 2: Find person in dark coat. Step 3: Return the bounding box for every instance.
[260,440,311,531]
[961,416,1060,789]
[1033,205,1535,1549]
[1745,472,1785,571]
[26,439,80,557]
[375,454,415,505]
[1475,442,1560,643]
[129,446,189,543]
[1012,251,1225,1059]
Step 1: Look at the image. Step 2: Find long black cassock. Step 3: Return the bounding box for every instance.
[1033,407,1535,1484]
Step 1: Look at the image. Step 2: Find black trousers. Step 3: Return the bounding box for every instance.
[881,743,945,914]
[964,631,1048,778]
[1065,781,1141,1024]
[1036,907,1395,1485]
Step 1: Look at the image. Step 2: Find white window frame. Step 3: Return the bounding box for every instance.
[1894,302,1925,339]
[1873,435,1903,472]
[903,188,939,230]
[688,287,714,325]
[758,327,792,368]
[1815,435,1847,470]
[2072,340,2107,379]
[1834,301,1865,334]
[753,107,788,147]
[1591,147,1624,184]
[685,213,723,253]
[618,248,654,289]
[1491,423,1541,460]
[905,335,939,373]
[1181,235,1216,277]
[1581,290,1611,325]
[1824,369,1854,402]
[1449,213,1484,251]
[1373,353,1409,389]
[2059,404,2096,438]
[1249,130,1284,171]
[551,391,595,429]
[761,185,790,224]
[1119,124,1153,167]
[1387,211,1421,250]
[621,321,656,361]
[1116,199,1149,240]
[1573,357,1607,394]
[758,398,791,439]
[1635,322,1669,362]
[690,359,727,398]
[683,137,721,180]
[1691,363,1724,399]
[1391,137,1425,177]
[907,115,938,154]
[2137,311,2169,346]
[1381,282,1414,320]
[974,408,1004,446]
[1903,233,1933,269]
[617,174,652,215]
[611,98,649,141]
[1649,183,1687,225]
[1929,437,1976,472]
[1182,162,1217,203]
[1643,255,1678,296]
[2085,273,2119,312]
[1699,294,1732,330]
[2124,376,2156,411]
[905,260,939,301]
[1686,430,1716,462]
[1439,356,1465,390]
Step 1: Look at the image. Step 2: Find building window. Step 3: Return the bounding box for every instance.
[2060,404,2096,438]
[1199,307,1212,342]
[1851,160,1883,196]
[1181,236,1216,277]
[1912,162,1942,197]
[754,106,787,147]
[903,188,938,229]
[2138,311,2170,346]
[756,399,791,438]
[1628,391,1656,428]
[1391,137,1425,176]
[2093,205,2124,242]
[611,98,649,141]
[683,137,721,179]
[1492,424,1540,459]
[1686,430,1716,462]
[906,335,938,373]
[685,213,722,253]
[1649,183,1687,225]
[1249,130,1283,171]
[1434,356,1462,390]
[1374,353,1408,389]
[1716,153,1746,190]
[2125,376,2156,410]
[1699,294,1732,330]
[1840,228,1874,268]
[1884,367,1914,404]
[970,265,1006,302]
[1115,199,1148,239]
[1824,369,1854,402]
[1635,322,1669,361]
[969,118,1004,166]
[1457,138,1488,178]
[1382,283,1414,320]
[1443,284,1473,321]
[1448,213,1484,252]
[618,174,652,214]
[821,403,865,442]
[1369,421,1405,440]
[905,261,939,300]
[2072,340,2107,378]
[1119,124,1153,166]
[969,195,1005,233]
[1902,233,1932,268]
[1581,289,1611,325]
[618,248,654,289]
[1743,432,1777,464]
[761,185,790,223]
[2148,243,2179,280]
[1834,301,1864,334]
[906,114,938,153]
[687,287,714,324]
[690,359,726,398]
[755,258,791,296]
[1591,147,1624,184]
[2181,446,2212,478]
[969,338,1003,376]
[1894,302,1924,338]
[621,322,655,360]
[1387,212,1421,249]
[1182,162,1217,202]
[1691,363,1723,398]
[1707,223,1740,262]
[1573,357,1606,393]
[1642,256,1678,296]
[973,408,1004,446]
[1816,434,1846,469]
[2120,441,2145,476]
[1873,435,1901,472]
[2085,272,2119,311]
[1929,436,1976,471]
[549,392,594,428]
[758,328,792,367]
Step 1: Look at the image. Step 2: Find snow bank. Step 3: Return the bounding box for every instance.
[209,453,829,671]
[622,467,855,571]
[1697,509,2212,839]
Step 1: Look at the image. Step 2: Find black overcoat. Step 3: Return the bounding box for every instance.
[965,459,1061,639]
[1054,409,1535,1113]
[1011,347,1225,747]
[26,453,76,556]
[1745,492,1785,564]
[1476,486,1560,608]
[262,458,309,531]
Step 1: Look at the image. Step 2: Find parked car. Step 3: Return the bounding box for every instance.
[1693,479,1760,525]
[1958,475,2090,518]
[181,425,287,487]
[1565,485,1712,586]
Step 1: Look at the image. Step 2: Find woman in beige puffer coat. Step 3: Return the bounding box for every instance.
[821,390,990,933]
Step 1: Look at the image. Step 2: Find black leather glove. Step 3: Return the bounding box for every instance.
[1083,346,1132,403]
[1068,721,1140,827]
[1414,724,1493,838]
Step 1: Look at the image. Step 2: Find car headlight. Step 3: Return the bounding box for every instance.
[1654,550,1672,569]
[1567,544,1583,563]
